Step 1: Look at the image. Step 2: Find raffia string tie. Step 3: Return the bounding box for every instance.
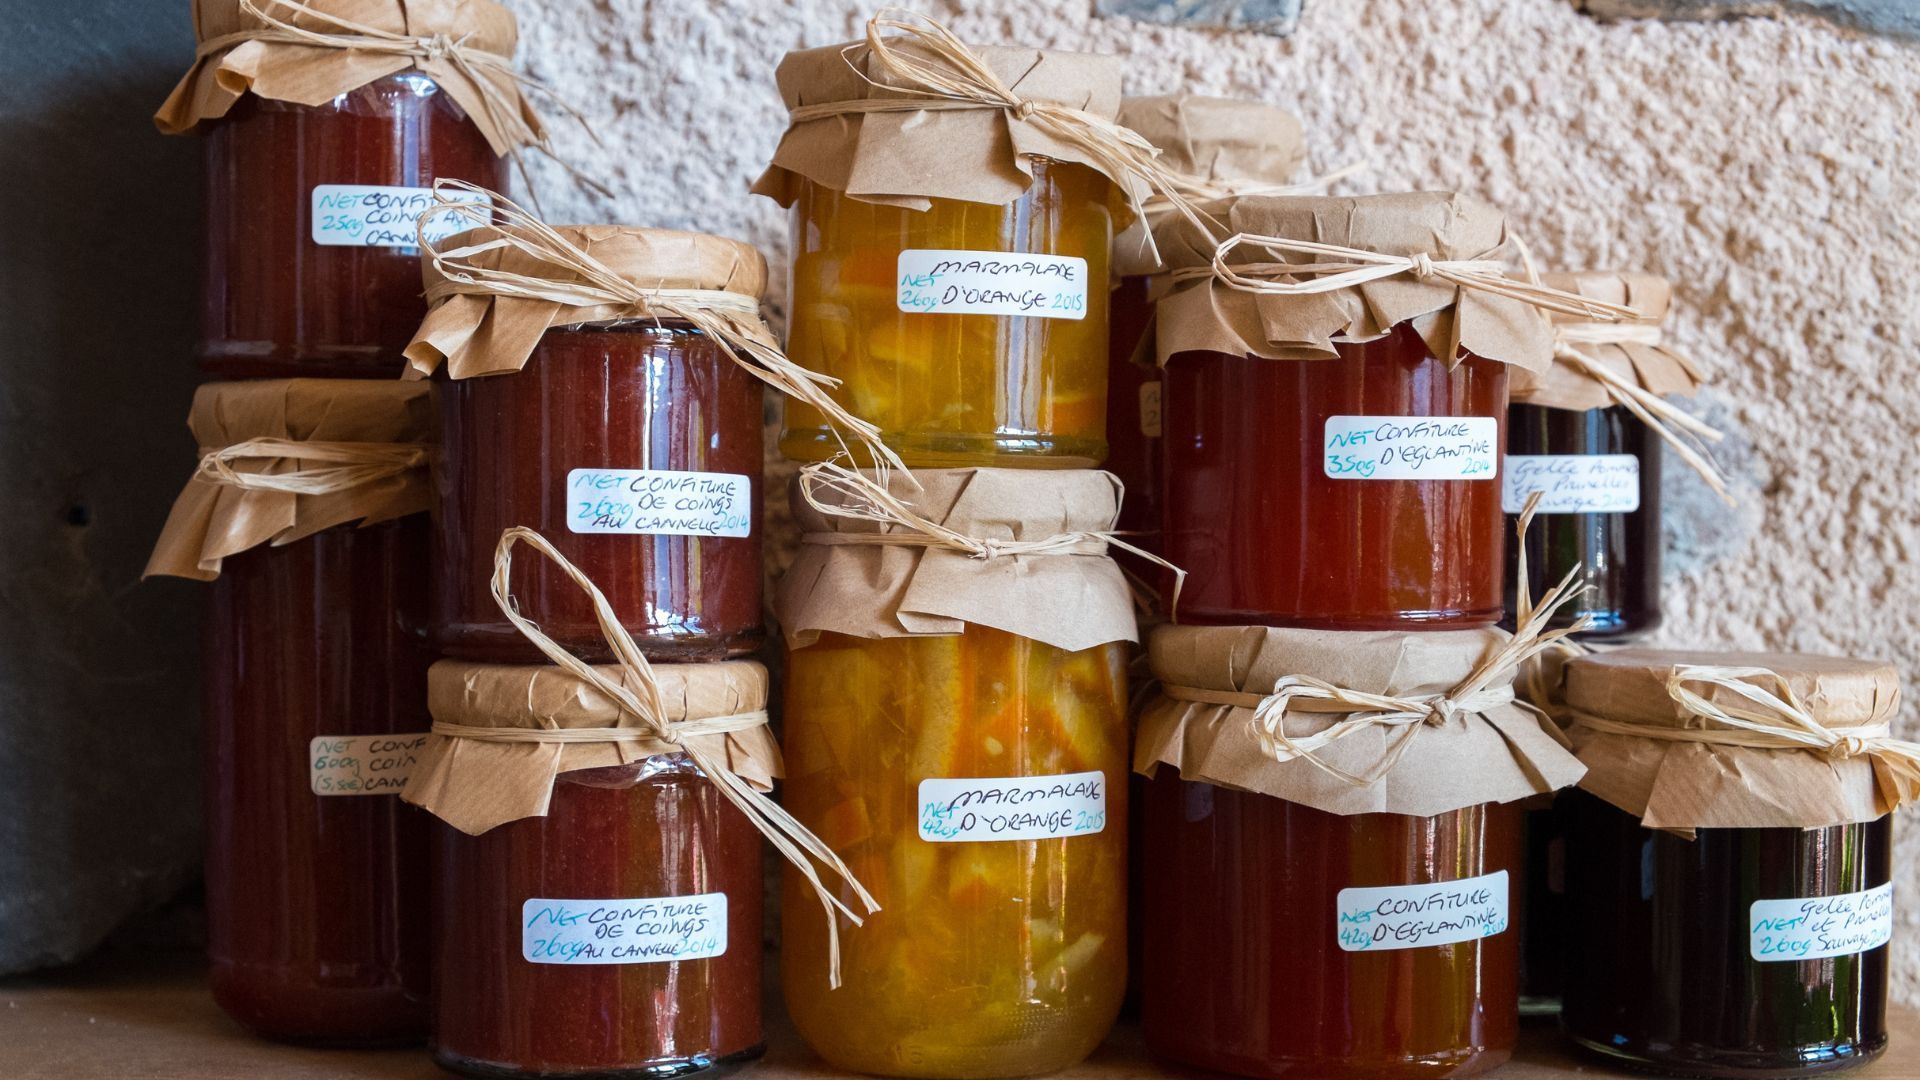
[469,526,880,987]
[1143,162,1370,216]
[1551,326,1734,505]
[196,437,430,495]
[429,710,769,745]
[1572,664,1920,809]
[213,0,603,200]
[786,8,1213,258]
[1509,491,1591,722]
[418,181,906,479]
[796,459,1188,613]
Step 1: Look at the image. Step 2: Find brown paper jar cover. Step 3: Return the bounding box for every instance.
[1510,271,1706,411]
[403,659,779,835]
[145,379,433,581]
[1150,191,1556,372]
[1134,623,1587,818]
[155,0,543,156]
[749,39,1133,212]
[777,468,1137,654]
[404,223,769,380]
[1564,648,1903,831]
[1112,94,1305,278]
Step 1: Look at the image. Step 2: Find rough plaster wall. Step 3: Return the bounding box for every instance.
[504,0,1920,1003]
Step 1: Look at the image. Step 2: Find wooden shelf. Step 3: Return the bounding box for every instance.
[3,950,1914,1078]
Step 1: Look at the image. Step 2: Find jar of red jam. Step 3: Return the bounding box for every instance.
[408,225,769,663]
[1559,650,1901,1075]
[408,659,777,1078]
[145,379,437,1044]
[1134,624,1587,1079]
[1150,193,1584,629]
[1505,272,1710,641]
[157,0,527,376]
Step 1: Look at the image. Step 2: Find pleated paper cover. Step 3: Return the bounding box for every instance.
[1510,272,1705,411]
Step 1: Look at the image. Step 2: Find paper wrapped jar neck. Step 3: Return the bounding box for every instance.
[1510,270,1704,411]
[1133,623,1586,818]
[1117,94,1305,188]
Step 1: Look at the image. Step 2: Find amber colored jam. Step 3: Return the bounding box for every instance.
[1162,325,1508,628]
[1141,775,1521,1079]
[433,321,765,663]
[433,756,764,1078]
[202,518,432,1045]
[201,72,504,377]
[1105,274,1162,571]
[1505,404,1662,640]
[780,160,1119,468]
[1560,790,1891,1076]
[781,629,1130,1079]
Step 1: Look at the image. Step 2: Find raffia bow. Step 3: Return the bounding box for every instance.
[455,527,879,987]
[788,8,1211,256]
[1575,664,1920,814]
[196,436,430,495]
[796,459,1187,614]
[416,181,906,478]
[1551,323,1733,504]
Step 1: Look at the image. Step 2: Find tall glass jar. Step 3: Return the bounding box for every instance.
[201,71,504,376]
[1105,274,1162,570]
[432,320,765,663]
[781,628,1130,1078]
[779,161,1120,468]
[1162,324,1509,628]
[1560,790,1890,1074]
[433,753,765,1078]
[1141,776,1521,1079]
[202,517,433,1044]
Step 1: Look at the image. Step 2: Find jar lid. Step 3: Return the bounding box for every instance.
[1564,648,1906,831]
[1510,271,1706,411]
[406,658,778,834]
[1136,623,1586,818]
[1150,191,1561,372]
[428,223,767,301]
[144,379,434,581]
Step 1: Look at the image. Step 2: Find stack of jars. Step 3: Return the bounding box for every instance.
[753,32,1148,1080]
[144,0,529,1048]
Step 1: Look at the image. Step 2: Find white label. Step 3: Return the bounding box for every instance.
[1323,416,1499,481]
[1336,870,1510,952]
[565,469,752,537]
[1750,883,1893,962]
[917,771,1107,842]
[896,249,1088,320]
[308,734,428,796]
[1502,454,1641,513]
[310,184,489,248]
[1138,380,1163,439]
[521,894,728,965]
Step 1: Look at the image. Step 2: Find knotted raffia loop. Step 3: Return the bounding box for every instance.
[787,8,1213,257]
[1573,665,1920,808]
[195,436,431,496]
[413,181,906,480]
[482,526,879,987]
[795,459,1187,614]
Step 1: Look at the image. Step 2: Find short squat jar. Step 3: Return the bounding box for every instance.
[420,226,768,663]
[1559,650,1899,1076]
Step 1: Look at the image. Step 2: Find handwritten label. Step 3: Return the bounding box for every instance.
[310,184,488,249]
[308,734,428,796]
[1336,870,1510,952]
[1502,454,1641,513]
[896,249,1088,320]
[522,894,727,965]
[918,771,1106,842]
[1323,416,1498,481]
[1138,380,1163,438]
[1751,883,1893,962]
[565,469,752,537]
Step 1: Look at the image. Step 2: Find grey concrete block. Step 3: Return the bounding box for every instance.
[1095,0,1303,35]
[1579,0,1920,39]
[1662,388,1768,576]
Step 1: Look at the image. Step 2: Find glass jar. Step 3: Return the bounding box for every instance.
[779,160,1120,468]
[1140,775,1522,1079]
[1162,323,1509,628]
[433,320,765,662]
[781,628,1130,1078]
[1559,789,1891,1075]
[1105,273,1162,573]
[433,754,765,1078]
[201,71,504,376]
[202,516,432,1045]
[1505,404,1661,639]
